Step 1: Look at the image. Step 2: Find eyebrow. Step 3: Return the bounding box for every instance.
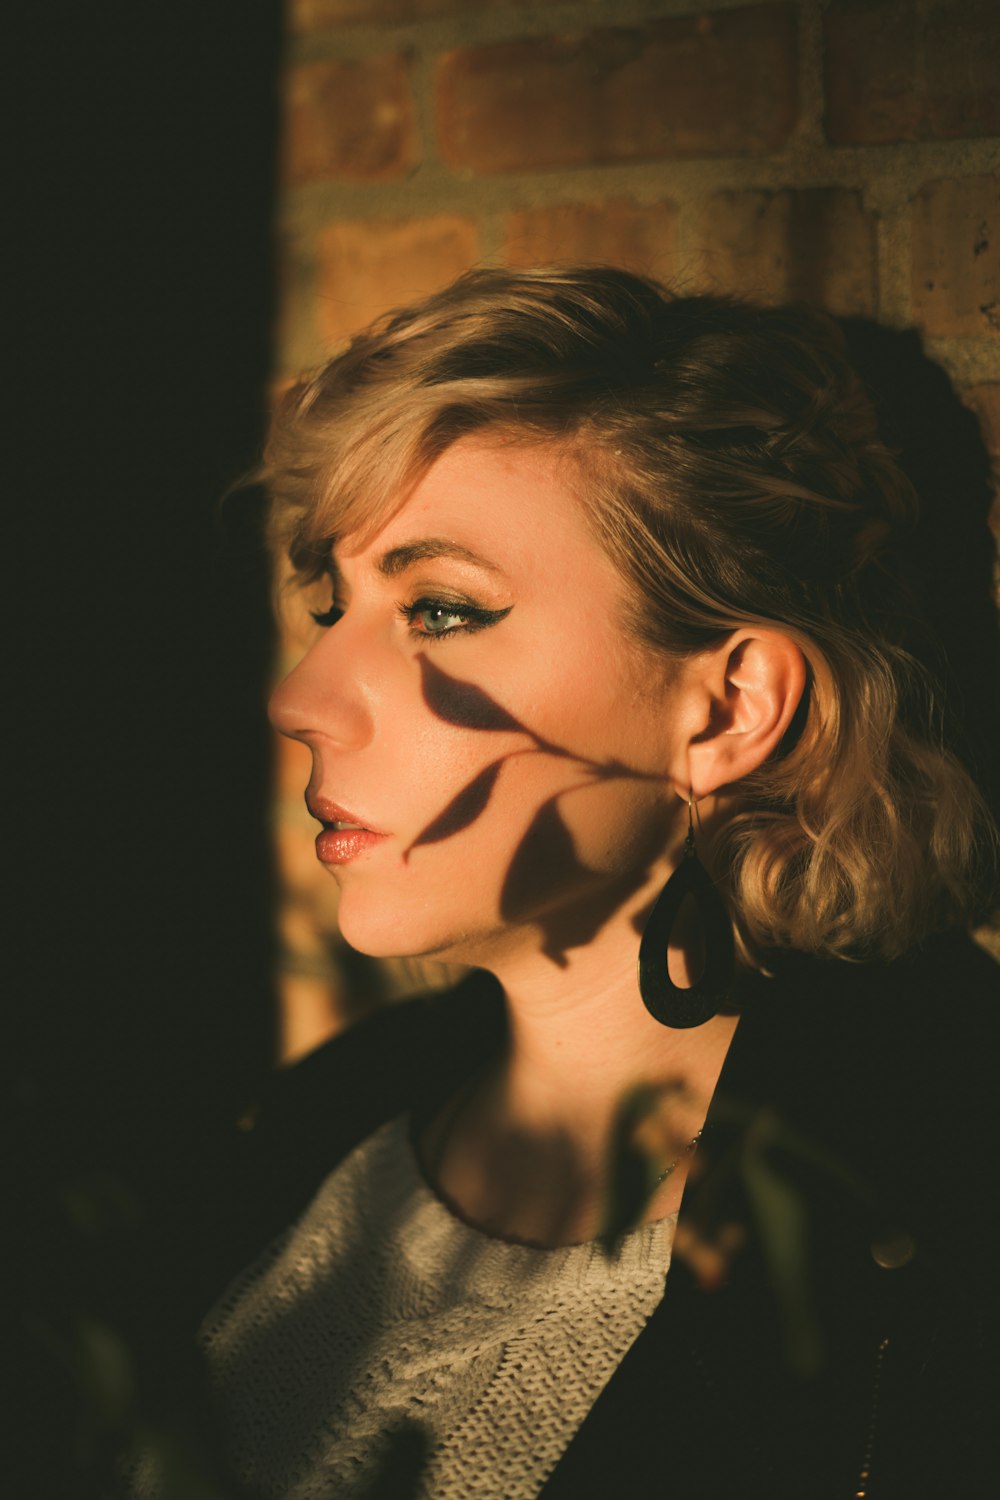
[373,539,507,579]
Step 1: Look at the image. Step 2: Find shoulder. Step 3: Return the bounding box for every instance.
[741,930,1000,1224]
[249,966,506,1148]
[720,931,999,1195]
[747,928,999,1075]
[193,970,505,1309]
[821,929,1000,1116]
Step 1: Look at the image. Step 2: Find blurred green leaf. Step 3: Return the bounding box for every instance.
[600,1084,870,1377]
[127,1421,246,1500]
[58,1169,141,1240]
[74,1314,136,1429]
[598,1080,687,1252]
[741,1114,825,1379]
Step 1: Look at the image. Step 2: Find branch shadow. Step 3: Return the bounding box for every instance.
[408,656,667,966]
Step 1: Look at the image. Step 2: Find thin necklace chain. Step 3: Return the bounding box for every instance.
[655,1127,704,1185]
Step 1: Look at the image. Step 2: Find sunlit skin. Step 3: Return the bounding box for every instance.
[269,437,805,1246]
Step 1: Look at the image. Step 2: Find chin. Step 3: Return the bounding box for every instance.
[335,897,476,966]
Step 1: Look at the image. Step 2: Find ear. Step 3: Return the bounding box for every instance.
[677,630,807,797]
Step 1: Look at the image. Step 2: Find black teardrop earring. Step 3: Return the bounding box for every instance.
[638,792,735,1028]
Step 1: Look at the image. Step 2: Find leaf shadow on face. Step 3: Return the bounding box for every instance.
[416,656,631,770]
[417,655,528,734]
[499,795,665,968]
[404,759,504,860]
[410,656,669,966]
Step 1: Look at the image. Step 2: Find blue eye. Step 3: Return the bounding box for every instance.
[401,597,512,641]
[309,594,512,638]
[411,603,471,635]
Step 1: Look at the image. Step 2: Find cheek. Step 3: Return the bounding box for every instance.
[465,746,672,923]
[332,730,671,963]
[402,741,569,875]
[405,638,671,864]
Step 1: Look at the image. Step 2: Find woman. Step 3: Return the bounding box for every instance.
[194,269,998,1500]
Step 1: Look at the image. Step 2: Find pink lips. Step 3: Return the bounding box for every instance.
[306,795,388,866]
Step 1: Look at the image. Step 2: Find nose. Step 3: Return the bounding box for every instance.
[268,631,373,750]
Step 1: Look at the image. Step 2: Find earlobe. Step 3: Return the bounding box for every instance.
[686,630,806,795]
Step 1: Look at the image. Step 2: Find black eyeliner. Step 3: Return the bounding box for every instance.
[310,602,344,627]
[309,594,512,636]
[399,596,512,638]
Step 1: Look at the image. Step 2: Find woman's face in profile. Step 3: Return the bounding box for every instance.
[269,438,685,971]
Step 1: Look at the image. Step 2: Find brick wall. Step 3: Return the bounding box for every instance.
[272,0,1000,1054]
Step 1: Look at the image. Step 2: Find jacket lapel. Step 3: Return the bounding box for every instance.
[539,964,903,1498]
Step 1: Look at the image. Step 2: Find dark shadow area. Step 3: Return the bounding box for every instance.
[837,319,1000,821]
[10,4,283,1494]
[358,1420,430,1500]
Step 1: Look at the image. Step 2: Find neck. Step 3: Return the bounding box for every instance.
[492,887,738,1147]
[422,859,740,1246]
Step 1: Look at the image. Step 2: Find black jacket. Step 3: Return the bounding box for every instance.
[192,933,999,1500]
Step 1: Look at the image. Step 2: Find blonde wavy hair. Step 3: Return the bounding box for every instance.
[265,266,996,963]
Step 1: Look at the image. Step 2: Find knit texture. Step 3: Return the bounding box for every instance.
[200,1113,674,1500]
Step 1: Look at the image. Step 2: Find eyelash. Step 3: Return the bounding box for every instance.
[309,595,511,642]
[309,602,344,628]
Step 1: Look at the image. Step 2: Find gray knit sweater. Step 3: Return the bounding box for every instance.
[200,1112,675,1499]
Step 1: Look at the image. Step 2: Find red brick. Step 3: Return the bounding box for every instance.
[278,974,342,1066]
[961,385,1000,582]
[825,0,1000,145]
[317,214,479,342]
[291,0,512,27]
[692,188,878,316]
[911,176,999,338]
[923,1,1000,137]
[436,5,798,174]
[275,234,319,375]
[504,200,678,279]
[282,54,418,186]
[961,384,1000,542]
[276,725,314,803]
[962,384,1000,466]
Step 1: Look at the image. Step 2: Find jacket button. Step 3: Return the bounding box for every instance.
[870,1229,916,1269]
